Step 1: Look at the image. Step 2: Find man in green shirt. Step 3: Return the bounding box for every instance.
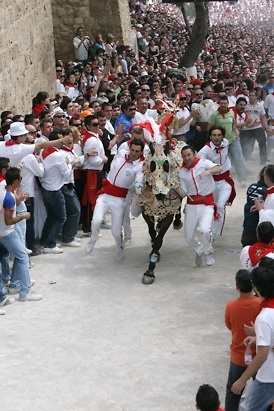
[208,95,248,187]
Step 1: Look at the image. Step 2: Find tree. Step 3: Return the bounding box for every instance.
[179,2,210,68]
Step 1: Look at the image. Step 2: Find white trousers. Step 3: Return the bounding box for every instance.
[184,203,214,256]
[90,194,126,251]
[213,180,232,236]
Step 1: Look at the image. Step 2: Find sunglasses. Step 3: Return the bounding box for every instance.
[55,115,66,118]
[180,97,187,100]
[128,108,136,111]
[141,88,150,91]
[91,122,99,126]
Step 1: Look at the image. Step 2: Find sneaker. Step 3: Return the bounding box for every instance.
[43,246,63,254]
[8,287,20,295]
[0,297,15,306]
[0,309,5,315]
[173,220,183,230]
[85,240,95,254]
[115,249,124,262]
[30,279,36,287]
[74,236,82,242]
[205,253,215,266]
[101,221,111,229]
[195,253,204,267]
[19,291,43,302]
[62,240,81,248]
[124,237,131,246]
[142,270,155,285]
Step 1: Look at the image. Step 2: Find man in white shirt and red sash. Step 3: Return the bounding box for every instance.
[178,145,222,267]
[198,126,236,237]
[85,139,144,262]
[240,221,274,271]
[81,115,108,234]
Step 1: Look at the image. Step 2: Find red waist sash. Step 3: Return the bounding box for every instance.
[97,179,128,198]
[187,193,220,220]
[81,170,101,206]
[213,170,236,205]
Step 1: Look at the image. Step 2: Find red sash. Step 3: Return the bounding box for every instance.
[81,170,101,206]
[264,186,274,198]
[187,193,220,221]
[5,139,20,146]
[213,170,236,205]
[97,179,128,198]
[248,242,274,267]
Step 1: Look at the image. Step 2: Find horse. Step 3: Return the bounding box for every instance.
[138,139,183,285]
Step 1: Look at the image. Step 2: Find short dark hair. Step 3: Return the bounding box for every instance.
[264,164,274,184]
[84,115,97,127]
[121,101,136,112]
[235,269,253,293]
[256,221,274,244]
[208,126,226,137]
[196,384,220,411]
[236,97,248,105]
[181,145,195,155]
[97,111,106,119]
[251,267,274,298]
[5,167,21,186]
[48,130,61,141]
[259,256,274,270]
[0,157,10,172]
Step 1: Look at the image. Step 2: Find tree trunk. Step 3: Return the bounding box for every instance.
[179,2,209,68]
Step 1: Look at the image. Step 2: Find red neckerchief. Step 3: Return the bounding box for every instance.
[182,157,200,169]
[206,141,225,153]
[65,82,75,87]
[260,298,274,310]
[5,139,20,146]
[0,175,5,182]
[82,130,98,147]
[41,147,58,160]
[61,145,74,155]
[179,105,185,111]
[248,242,274,267]
[217,107,230,118]
[264,186,274,197]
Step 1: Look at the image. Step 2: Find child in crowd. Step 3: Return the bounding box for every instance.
[195,384,224,411]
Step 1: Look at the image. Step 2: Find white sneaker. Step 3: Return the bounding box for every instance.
[62,240,81,247]
[43,246,63,254]
[19,291,43,302]
[0,297,15,307]
[85,240,95,254]
[205,253,215,266]
[74,236,82,242]
[195,253,204,267]
[0,310,5,315]
[115,249,124,262]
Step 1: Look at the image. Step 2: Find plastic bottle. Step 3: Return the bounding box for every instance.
[244,343,252,365]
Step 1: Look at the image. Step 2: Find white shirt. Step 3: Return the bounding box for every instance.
[255,308,274,383]
[0,141,35,167]
[173,106,191,136]
[40,148,71,191]
[73,36,90,61]
[243,102,265,130]
[179,159,217,196]
[83,133,105,171]
[264,94,274,118]
[259,191,274,226]
[240,245,274,271]
[107,149,143,191]
[20,153,44,197]
[198,139,231,173]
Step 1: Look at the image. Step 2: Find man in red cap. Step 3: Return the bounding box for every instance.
[172,92,198,142]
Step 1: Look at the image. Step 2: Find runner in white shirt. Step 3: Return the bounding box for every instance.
[85,139,144,262]
[178,145,222,266]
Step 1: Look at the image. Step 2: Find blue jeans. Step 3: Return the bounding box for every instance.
[0,231,31,299]
[0,243,10,284]
[0,276,7,303]
[61,186,81,243]
[41,188,67,248]
[228,136,248,183]
[246,378,274,411]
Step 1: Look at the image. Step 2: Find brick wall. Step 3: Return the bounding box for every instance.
[0,0,56,114]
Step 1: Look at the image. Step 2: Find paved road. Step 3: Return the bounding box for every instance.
[2,155,264,410]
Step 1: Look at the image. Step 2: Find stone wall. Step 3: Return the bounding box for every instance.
[0,0,56,114]
[51,0,136,62]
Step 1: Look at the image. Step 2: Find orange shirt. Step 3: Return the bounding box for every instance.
[225,296,260,366]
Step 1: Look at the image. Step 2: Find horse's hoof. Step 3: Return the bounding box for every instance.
[142,270,155,285]
[149,251,161,263]
[173,220,183,230]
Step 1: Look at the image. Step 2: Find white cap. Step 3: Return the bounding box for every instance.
[9,122,29,137]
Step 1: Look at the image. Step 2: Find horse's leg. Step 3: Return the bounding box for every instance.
[142,214,174,285]
[142,212,156,245]
[173,205,183,230]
